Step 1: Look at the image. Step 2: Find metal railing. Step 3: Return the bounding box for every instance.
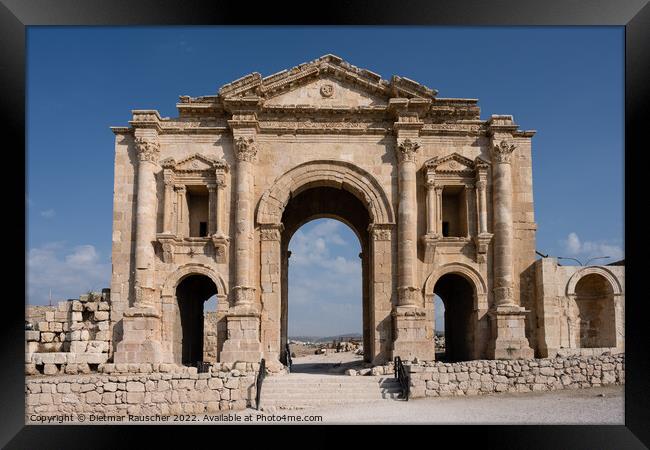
[285,343,293,373]
[255,358,266,410]
[394,356,410,401]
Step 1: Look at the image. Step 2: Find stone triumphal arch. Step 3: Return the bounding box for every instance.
[109,54,624,368]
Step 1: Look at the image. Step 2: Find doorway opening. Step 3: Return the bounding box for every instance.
[280,186,370,374]
[574,273,616,348]
[433,273,475,362]
[176,274,218,366]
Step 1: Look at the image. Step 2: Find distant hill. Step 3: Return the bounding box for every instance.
[289,333,362,343]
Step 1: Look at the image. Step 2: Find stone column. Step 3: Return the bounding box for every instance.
[425,179,437,236]
[162,176,174,234]
[465,184,474,237]
[208,183,217,236]
[175,185,186,237]
[133,135,160,308]
[396,138,420,306]
[476,180,488,234]
[114,132,164,364]
[435,186,443,237]
[486,138,533,359]
[491,140,516,307]
[215,174,226,235]
[232,136,257,305]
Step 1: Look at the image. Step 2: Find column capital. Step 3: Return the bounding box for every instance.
[476,180,487,191]
[260,223,284,241]
[434,185,444,194]
[174,184,186,193]
[135,136,160,163]
[396,138,421,164]
[234,136,258,162]
[491,140,516,164]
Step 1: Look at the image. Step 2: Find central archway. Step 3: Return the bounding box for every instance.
[257,160,395,366]
[281,187,370,368]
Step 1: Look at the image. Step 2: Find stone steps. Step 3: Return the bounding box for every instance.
[258,375,405,410]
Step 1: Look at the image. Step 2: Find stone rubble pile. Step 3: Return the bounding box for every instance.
[26,290,112,375]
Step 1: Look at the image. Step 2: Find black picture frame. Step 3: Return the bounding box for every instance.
[2,0,648,447]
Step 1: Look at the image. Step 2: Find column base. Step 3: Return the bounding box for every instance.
[219,307,263,363]
[113,306,167,364]
[391,306,435,362]
[486,305,534,360]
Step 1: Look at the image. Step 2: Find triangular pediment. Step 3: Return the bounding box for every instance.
[425,153,476,173]
[162,154,228,172]
[217,54,438,103]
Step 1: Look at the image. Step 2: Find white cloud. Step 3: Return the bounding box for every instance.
[40,209,56,219]
[560,232,624,263]
[288,220,362,336]
[27,242,111,305]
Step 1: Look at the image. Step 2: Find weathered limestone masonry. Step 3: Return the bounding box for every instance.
[26,363,257,418]
[25,54,623,383]
[26,290,112,376]
[406,353,624,398]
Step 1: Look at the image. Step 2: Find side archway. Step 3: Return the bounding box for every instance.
[566,266,622,298]
[423,263,488,361]
[423,262,487,310]
[160,263,228,365]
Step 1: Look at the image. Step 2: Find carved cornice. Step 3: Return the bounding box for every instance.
[491,140,517,164]
[134,136,160,163]
[396,138,420,164]
[234,136,258,162]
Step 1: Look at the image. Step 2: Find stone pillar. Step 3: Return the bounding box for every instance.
[389,101,435,361]
[476,180,488,234]
[232,136,257,306]
[435,186,443,236]
[133,135,160,308]
[486,138,533,359]
[208,183,217,236]
[215,174,226,236]
[162,175,174,234]
[491,140,516,307]
[425,179,437,236]
[395,137,420,307]
[114,132,164,364]
[464,184,473,238]
[175,185,187,237]
[220,107,263,363]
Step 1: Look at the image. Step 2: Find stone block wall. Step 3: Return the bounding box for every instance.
[26,362,258,419]
[26,290,112,375]
[405,353,624,398]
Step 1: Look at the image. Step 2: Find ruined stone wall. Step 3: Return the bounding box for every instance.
[25,290,112,375]
[406,353,624,398]
[26,362,257,419]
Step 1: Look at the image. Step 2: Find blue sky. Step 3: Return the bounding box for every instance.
[26,27,624,336]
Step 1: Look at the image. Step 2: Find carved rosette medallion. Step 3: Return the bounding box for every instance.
[234,136,257,162]
[396,138,421,164]
[320,83,334,97]
[491,140,516,164]
[135,136,160,163]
